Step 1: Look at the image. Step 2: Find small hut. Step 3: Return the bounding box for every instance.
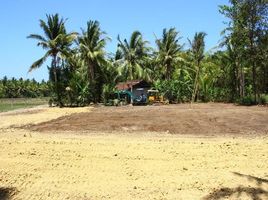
[115,80,151,103]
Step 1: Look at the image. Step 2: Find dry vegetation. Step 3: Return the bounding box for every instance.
[0,104,267,200]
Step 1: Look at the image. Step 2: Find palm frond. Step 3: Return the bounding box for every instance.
[27,34,47,42]
[28,51,51,72]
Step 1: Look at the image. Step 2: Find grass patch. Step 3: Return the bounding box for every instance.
[0,98,48,112]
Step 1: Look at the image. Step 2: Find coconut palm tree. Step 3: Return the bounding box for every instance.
[189,32,207,102]
[78,20,110,103]
[27,13,77,106]
[117,31,150,102]
[155,28,183,80]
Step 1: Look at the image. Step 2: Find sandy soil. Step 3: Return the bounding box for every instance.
[0,104,268,200]
[0,106,92,129]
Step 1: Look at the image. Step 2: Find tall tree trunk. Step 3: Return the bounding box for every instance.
[239,64,245,98]
[52,54,62,107]
[166,64,170,81]
[88,60,96,103]
[265,64,268,93]
[252,61,257,103]
[130,64,134,104]
[231,62,238,102]
[192,61,200,103]
[130,83,133,104]
[249,6,257,103]
[88,61,95,81]
[249,37,257,103]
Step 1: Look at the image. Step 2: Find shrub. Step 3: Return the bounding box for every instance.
[238,96,255,106]
[154,79,192,103]
[259,94,268,105]
[102,84,116,104]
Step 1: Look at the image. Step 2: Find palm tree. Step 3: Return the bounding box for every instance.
[117,31,150,102]
[78,20,109,103]
[189,32,207,102]
[155,28,183,80]
[27,13,77,106]
[221,43,241,101]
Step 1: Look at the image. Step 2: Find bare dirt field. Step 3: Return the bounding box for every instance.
[29,103,268,136]
[0,103,268,200]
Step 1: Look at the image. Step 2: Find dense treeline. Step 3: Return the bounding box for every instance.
[0,76,50,98]
[219,0,268,104]
[26,0,267,106]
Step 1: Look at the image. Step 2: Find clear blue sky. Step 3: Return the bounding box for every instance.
[0,0,229,81]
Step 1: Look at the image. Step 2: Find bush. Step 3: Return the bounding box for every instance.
[102,84,116,104]
[0,84,4,98]
[259,94,268,105]
[238,96,255,106]
[154,79,192,103]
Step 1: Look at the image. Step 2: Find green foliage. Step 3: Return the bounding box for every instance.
[0,83,4,98]
[259,94,268,105]
[23,9,268,107]
[219,0,268,103]
[68,70,90,106]
[199,55,223,102]
[189,32,207,102]
[78,20,110,103]
[117,31,151,81]
[155,28,183,80]
[28,13,77,106]
[155,79,192,103]
[102,84,116,104]
[0,77,51,98]
[238,96,256,106]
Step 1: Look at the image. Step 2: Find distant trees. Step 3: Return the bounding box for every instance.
[21,4,268,106]
[0,77,50,98]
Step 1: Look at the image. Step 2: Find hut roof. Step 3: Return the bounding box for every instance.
[116,80,150,90]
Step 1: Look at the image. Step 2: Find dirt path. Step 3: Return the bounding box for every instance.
[0,104,267,200]
[0,106,92,130]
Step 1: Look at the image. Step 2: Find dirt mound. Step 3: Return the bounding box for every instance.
[28,103,268,136]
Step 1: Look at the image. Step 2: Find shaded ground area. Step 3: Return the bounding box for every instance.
[203,173,268,200]
[28,103,268,136]
[0,187,17,200]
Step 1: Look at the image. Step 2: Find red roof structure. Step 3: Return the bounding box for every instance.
[115,80,143,90]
